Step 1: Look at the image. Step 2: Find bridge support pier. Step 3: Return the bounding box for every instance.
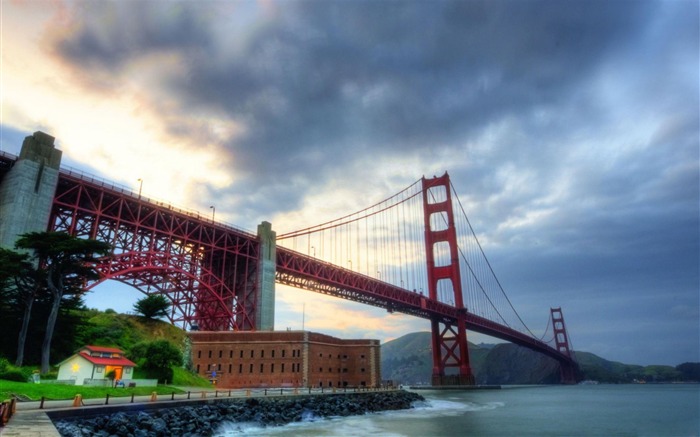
[256,221,276,331]
[0,131,62,249]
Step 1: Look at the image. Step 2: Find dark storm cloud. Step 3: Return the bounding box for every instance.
[53,0,655,202]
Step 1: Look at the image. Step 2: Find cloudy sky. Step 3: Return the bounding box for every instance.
[1,0,697,367]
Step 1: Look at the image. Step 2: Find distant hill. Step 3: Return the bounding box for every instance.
[381,332,699,384]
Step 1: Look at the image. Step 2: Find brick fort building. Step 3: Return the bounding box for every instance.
[189,331,381,389]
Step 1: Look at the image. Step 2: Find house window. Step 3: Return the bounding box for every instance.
[95,366,103,373]
[124,367,131,374]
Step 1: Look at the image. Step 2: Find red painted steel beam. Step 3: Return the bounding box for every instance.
[50,171,260,331]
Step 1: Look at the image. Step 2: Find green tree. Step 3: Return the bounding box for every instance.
[15,231,111,374]
[130,340,182,383]
[133,294,171,319]
[0,247,44,366]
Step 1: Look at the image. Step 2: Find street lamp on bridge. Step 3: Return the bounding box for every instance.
[137,178,143,199]
[210,205,215,222]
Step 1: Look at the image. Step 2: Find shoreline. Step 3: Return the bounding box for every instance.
[49,390,424,436]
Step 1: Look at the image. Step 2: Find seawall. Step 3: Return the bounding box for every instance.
[49,390,424,436]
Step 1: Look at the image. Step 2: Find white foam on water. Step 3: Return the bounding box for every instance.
[213,399,506,436]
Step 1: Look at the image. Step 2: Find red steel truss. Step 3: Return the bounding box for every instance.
[49,170,259,331]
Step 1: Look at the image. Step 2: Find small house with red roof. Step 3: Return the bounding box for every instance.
[57,345,136,386]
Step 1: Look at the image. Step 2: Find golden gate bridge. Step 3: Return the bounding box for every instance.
[0,132,578,385]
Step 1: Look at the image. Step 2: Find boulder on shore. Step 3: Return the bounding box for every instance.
[53,390,424,437]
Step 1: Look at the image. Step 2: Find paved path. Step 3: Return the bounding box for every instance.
[0,387,218,436]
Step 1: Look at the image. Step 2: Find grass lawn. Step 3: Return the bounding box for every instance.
[0,380,184,401]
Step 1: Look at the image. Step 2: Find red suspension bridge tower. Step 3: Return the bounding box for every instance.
[422,174,475,385]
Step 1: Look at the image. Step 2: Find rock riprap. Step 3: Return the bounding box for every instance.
[53,390,424,436]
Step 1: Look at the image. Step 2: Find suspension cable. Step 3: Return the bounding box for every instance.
[451,181,539,338]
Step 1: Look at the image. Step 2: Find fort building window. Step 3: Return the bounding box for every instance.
[240,350,243,358]
[208,350,212,358]
[219,350,223,358]
[198,351,201,359]
[249,363,253,373]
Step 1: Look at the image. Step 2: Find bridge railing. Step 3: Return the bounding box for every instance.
[58,165,255,237]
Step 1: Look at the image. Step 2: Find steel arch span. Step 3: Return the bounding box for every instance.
[49,171,260,331]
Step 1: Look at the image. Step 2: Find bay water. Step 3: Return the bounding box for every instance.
[215,384,699,436]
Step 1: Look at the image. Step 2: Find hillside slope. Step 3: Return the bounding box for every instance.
[75,310,188,354]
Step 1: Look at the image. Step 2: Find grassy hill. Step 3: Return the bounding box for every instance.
[75,309,188,354]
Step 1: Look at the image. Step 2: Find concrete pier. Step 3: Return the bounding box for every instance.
[0,131,62,249]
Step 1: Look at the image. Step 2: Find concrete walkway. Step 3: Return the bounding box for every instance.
[0,410,60,437]
[0,386,218,436]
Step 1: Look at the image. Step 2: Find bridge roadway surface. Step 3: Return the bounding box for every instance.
[0,385,398,436]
